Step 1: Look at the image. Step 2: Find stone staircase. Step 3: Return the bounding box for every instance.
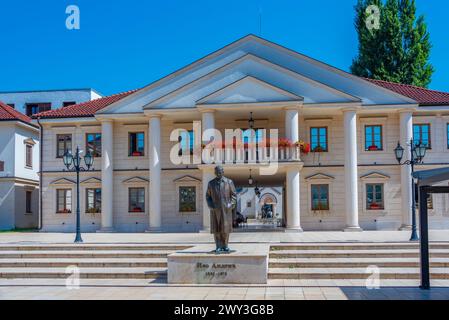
[0,244,190,280]
[3,242,449,283]
[268,243,449,280]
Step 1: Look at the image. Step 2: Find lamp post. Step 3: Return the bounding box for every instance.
[394,139,427,241]
[63,146,94,243]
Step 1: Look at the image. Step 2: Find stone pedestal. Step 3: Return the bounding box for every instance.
[167,244,268,284]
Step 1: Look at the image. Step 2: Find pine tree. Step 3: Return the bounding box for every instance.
[351,0,433,87]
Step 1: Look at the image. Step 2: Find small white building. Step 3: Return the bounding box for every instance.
[237,187,283,220]
[0,89,102,117]
[0,102,40,230]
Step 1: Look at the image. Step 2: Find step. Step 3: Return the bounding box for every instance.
[0,258,167,268]
[0,267,167,279]
[0,245,190,251]
[269,258,449,268]
[268,267,449,280]
[0,250,174,259]
[270,243,449,251]
[269,249,449,259]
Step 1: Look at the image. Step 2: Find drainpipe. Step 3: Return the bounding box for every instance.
[37,117,43,230]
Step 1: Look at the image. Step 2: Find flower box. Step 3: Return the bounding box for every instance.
[57,209,72,214]
[368,145,380,151]
[369,203,382,210]
[312,146,325,153]
[130,207,143,213]
[131,151,143,157]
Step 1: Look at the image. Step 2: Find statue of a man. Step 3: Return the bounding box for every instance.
[206,166,237,253]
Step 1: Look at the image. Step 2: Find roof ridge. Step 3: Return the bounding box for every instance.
[0,100,32,123]
[33,88,140,119]
[364,77,449,95]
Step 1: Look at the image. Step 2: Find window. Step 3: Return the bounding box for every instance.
[129,132,145,156]
[26,103,51,116]
[25,144,33,168]
[56,189,72,213]
[413,124,431,148]
[26,191,32,214]
[365,125,383,151]
[86,133,102,157]
[427,194,434,210]
[311,184,329,211]
[86,188,101,213]
[179,130,194,156]
[63,101,76,108]
[179,186,196,212]
[447,124,449,149]
[310,127,328,152]
[129,188,145,212]
[0,161,4,172]
[247,201,252,208]
[7,104,15,109]
[57,134,72,158]
[366,184,384,210]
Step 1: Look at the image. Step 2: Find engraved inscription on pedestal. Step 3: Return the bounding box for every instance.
[167,245,268,284]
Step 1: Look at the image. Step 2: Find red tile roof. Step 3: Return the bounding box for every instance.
[0,101,35,124]
[365,78,449,106]
[31,77,449,120]
[33,89,139,119]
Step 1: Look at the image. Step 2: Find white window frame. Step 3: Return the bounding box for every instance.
[305,173,335,215]
[359,116,388,155]
[174,175,201,215]
[361,172,390,215]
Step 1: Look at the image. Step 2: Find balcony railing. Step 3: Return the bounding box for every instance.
[199,145,302,164]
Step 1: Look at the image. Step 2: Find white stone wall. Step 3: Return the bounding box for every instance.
[0,122,39,230]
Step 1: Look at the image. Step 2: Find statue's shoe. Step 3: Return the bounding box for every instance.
[223,247,230,252]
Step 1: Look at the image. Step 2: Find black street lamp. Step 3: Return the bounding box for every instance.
[63,146,94,243]
[394,139,427,241]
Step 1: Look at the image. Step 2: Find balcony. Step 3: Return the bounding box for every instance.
[198,138,305,165]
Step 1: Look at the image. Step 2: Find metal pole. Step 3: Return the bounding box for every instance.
[74,148,83,243]
[410,140,419,241]
[419,186,430,290]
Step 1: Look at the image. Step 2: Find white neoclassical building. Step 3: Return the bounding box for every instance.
[35,35,449,233]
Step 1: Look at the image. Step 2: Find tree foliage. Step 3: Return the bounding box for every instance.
[351,0,433,87]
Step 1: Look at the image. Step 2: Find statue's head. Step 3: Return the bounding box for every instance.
[215,166,224,179]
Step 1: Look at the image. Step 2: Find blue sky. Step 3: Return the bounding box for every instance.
[0,0,447,96]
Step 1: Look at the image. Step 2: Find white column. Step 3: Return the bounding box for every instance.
[285,107,302,231]
[200,110,216,232]
[99,120,114,232]
[286,167,302,231]
[201,168,215,232]
[285,107,299,142]
[399,111,413,230]
[149,115,162,231]
[202,110,215,135]
[343,108,362,232]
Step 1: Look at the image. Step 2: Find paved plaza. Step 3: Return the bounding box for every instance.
[0,230,449,300]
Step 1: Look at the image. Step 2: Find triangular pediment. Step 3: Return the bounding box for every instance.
[97,35,416,115]
[81,177,102,185]
[173,175,201,183]
[122,177,149,184]
[50,178,75,186]
[196,76,303,105]
[305,173,335,181]
[144,54,359,109]
[360,172,390,180]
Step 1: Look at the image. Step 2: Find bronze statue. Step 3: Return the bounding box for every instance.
[206,166,237,254]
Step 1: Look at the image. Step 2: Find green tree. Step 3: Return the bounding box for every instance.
[351,0,433,87]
